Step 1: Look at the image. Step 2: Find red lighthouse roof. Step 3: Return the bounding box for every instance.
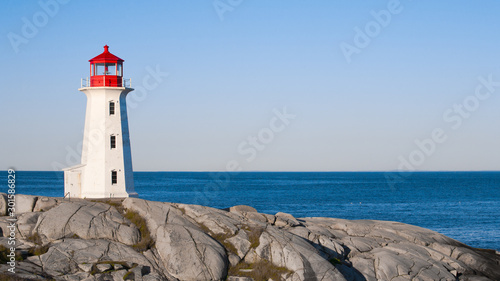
[89,45,124,63]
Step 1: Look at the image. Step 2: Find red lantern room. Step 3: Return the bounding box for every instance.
[89,45,124,87]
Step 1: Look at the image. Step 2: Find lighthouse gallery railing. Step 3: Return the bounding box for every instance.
[81,77,132,88]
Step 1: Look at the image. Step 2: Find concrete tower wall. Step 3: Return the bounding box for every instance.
[64,86,137,198]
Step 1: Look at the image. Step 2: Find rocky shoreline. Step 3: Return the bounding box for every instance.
[0,194,499,280]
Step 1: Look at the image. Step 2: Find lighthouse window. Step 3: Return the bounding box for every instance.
[105,63,116,75]
[117,64,122,76]
[109,102,115,115]
[111,171,117,184]
[110,135,116,149]
[96,63,105,75]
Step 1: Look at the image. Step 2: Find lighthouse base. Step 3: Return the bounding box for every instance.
[63,164,138,199]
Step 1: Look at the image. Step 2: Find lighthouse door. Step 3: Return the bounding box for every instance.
[65,169,82,197]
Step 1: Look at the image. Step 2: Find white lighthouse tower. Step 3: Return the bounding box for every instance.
[64,45,138,198]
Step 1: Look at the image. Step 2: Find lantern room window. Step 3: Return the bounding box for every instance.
[105,63,116,75]
[91,63,122,76]
[95,63,105,76]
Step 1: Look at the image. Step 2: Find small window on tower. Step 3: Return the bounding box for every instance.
[109,102,115,115]
[110,135,116,149]
[111,171,117,184]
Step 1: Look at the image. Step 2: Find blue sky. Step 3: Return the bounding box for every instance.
[1,0,499,171]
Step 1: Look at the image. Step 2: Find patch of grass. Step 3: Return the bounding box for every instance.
[91,199,125,213]
[196,222,239,255]
[89,264,98,275]
[124,210,154,252]
[0,245,11,263]
[228,260,292,281]
[196,222,212,234]
[28,244,50,256]
[0,245,24,262]
[98,260,129,267]
[329,257,342,266]
[212,232,238,255]
[177,206,187,215]
[123,271,134,280]
[26,232,43,245]
[244,225,264,249]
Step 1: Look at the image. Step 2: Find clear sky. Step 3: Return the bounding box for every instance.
[1,0,500,171]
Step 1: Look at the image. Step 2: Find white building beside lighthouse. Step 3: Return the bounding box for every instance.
[64,45,138,198]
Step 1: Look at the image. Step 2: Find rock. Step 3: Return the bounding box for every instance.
[1,195,499,281]
[96,263,112,272]
[34,201,140,245]
[114,263,125,270]
[15,194,38,214]
[122,197,199,239]
[38,239,156,277]
[59,272,93,281]
[228,253,241,267]
[78,263,93,272]
[262,213,276,224]
[33,196,59,212]
[229,205,258,214]
[178,203,240,235]
[227,230,251,258]
[112,270,128,280]
[251,226,347,281]
[155,224,228,281]
[227,277,254,281]
[275,212,301,227]
[243,212,268,223]
[17,212,41,238]
[0,193,7,216]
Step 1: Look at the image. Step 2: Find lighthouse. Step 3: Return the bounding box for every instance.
[63,45,138,199]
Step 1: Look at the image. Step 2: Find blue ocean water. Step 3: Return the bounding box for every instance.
[2,171,499,251]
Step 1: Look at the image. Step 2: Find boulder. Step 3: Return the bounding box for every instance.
[33,196,59,212]
[15,194,38,214]
[0,193,7,216]
[34,201,140,245]
[275,212,301,227]
[248,226,347,281]
[177,203,241,235]
[229,205,258,214]
[17,212,41,238]
[155,224,228,280]
[35,239,157,277]
[122,197,199,239]
[227,230,251,258]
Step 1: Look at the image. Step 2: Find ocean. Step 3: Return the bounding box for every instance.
[3,171,499,251]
